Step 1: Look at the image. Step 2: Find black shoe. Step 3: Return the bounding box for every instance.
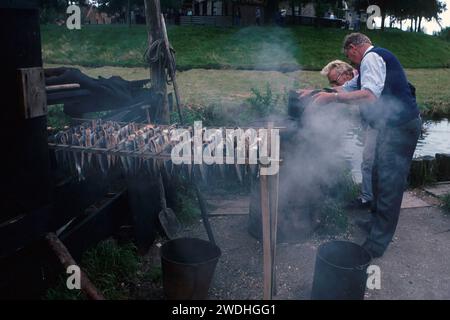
[347,198,372,210]
[355,219,372,233]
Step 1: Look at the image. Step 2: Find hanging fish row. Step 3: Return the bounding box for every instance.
[48,119,259,183]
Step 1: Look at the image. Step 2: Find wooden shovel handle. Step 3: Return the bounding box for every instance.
[158,172,167,210]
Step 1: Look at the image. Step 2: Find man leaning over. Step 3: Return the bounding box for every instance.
[307,33,421,259]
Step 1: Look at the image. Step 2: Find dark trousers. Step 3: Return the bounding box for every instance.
[366,117,422,255]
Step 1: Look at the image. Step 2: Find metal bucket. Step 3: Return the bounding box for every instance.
[311,241,371,300]
[161,237,221,300]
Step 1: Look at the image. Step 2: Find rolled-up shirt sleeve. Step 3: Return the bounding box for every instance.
[343,75,359,92]
[360,52,386,98]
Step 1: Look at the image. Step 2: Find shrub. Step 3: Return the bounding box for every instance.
[247,83,280,117]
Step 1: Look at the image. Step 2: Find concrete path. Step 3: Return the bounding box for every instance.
[365,206,450,300]
[181,191,450,300]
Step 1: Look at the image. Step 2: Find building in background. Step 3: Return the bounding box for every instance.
[178,0,364,28]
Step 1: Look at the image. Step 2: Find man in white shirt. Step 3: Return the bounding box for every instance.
[301,33,421,259]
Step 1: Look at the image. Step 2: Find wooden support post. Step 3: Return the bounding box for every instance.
[260,121,279,300]
[144,0,169,123]
[261,121,272,299]
[160,14,184,125]
[260,175,272,300]
[193,180,216,245]
[45,233,105,300]
[268,121,279,297]
[260,173,272,300]
[1,2,51,226]
[269,170,279,297]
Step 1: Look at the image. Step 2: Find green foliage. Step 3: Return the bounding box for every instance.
[81,240,140,299]
[38,0,67,24]
[144,266,163,283]
[171,103,219,126]
[45,239,141,300]
[45,276,85,300]
[317,169,358,235]
[247,83,279,117]
[96,0,142,14]
[441,193,450,214]
[438,27,450,42]
[313,0,336,18]
[174,180,201,224]
[360,0,446,25]
[161,0,184,10]
[317,197,348,235]
[332,170,360,204]
[47,104,71,130]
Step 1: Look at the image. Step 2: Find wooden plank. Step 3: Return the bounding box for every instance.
[269,172,279,297]
[267,121,278,297]
[46,83,80,91]
[46,88,91,105]
[208,209,249,216]
[46,233,105,300]
[260,174,272,300]
[207,198,250,208]
[18,67,47,119]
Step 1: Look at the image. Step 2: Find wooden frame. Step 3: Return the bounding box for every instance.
[17,67,47,119]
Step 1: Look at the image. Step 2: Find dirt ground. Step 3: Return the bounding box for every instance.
[148,189,450,300]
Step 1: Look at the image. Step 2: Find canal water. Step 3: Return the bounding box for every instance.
[343,118,450,183]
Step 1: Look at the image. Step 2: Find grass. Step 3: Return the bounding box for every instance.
[405,69,450,118]
[45,239,143,300]
[41,25,450,70]
[44,63,450,120]
[442,193,450,215]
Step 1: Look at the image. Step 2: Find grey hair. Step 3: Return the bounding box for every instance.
[320,60,354,77]
[342,33,372,51]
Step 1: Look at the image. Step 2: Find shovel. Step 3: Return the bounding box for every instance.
[158,173,180,239]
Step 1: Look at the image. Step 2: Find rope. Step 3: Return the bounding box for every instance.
[143,38,177,85]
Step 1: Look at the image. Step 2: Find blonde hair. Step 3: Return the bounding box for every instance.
[320,60,354,77]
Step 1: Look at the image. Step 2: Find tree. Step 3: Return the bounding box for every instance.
[160,0,184,11]
[264,0,280,25]
[312,0,337,18]
[38,0,71,23]
[289,0,310,18]
[417,0,446,32]
[388,0,446,32]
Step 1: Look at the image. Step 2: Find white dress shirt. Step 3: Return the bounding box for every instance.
[343,46,386,98]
